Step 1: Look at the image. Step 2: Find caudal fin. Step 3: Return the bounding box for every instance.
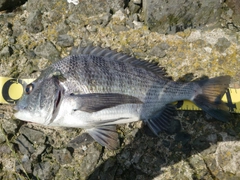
[193,76,231,122]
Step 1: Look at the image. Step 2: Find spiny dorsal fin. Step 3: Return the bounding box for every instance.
[71,45,168,77]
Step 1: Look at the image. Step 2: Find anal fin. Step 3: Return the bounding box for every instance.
[86,125,119,150]
[146,104,176,136]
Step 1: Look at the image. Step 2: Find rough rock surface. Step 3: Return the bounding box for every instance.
[143,0,240,33]
[0,0,240,179]
[0,0,27,11]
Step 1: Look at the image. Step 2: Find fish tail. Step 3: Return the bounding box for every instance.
[193,75,231,122]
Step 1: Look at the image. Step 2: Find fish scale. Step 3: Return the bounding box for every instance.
[15,46,231,149]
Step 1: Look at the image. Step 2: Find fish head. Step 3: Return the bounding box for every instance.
[14,69,65,125]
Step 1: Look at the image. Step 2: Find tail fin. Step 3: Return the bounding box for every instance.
[193,76,231,122]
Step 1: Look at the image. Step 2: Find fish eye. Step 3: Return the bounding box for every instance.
[25,83,34,94]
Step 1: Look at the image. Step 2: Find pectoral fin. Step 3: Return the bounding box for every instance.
[70,93,142,113]
[86,125,119,150]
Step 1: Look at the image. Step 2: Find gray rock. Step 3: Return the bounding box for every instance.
[0,46,13,58]
[215,141,240,177]
[33,161,60,179]
[15,134,35,156]
[226,0,240,29]
[26,0,66,12]
[215,37,231,52]
[26,10,44,33]
[19,126,46,144]
[78,145,101,177]
[149,45,166,58]
[1,119,17,135]
[142,0,222,33]
[55,167,75,179]
[0,0,27,11]
[57,34,74,47]
[34,41,60,62]
[0,127,6,143]
[56,22,70,34]
[71,0,126,15]
[128,0,142,14]
[133,0,142,5]
[53,148,72,164]
[68,133,95,148]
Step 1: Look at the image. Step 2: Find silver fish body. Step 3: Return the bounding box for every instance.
[14,46,231,149]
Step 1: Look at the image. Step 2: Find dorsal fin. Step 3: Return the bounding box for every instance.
[71,45,169,78]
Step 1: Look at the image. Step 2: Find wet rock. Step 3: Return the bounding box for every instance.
[53,148,72,164]
[33,161,60,179]
[19,126,46,144]
[0,0,27,11]
[143,0,222,33]
[57,34,74,47]
[34,41,60,62]
[26,10,44,33]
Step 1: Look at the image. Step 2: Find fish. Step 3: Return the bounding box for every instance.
[14,46,231,149]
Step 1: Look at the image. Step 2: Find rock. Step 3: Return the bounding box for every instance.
[128,0,142,14]
[0,127,6,143]
[57,34,74,47]
[78,145,101,177]
[149,45,166,58]
[1,119,18,135]
[133,0,142,5]
[55,167,75,179]
[33,161,60,179]
[19,126,46,144]
[215,37,231,52]
[0,0,27,11]
[34,41,60,62]
[0,46,13,58]
[215,141,240,177]
[56,22,70,34]
[15,134,35,156]
[142,0,223,33]
[26,10,44,33]
[226,0,240,29]
[68,133,95,149]
[53,148,72,164]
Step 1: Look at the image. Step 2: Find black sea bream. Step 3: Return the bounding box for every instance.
[14,46,231,149]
